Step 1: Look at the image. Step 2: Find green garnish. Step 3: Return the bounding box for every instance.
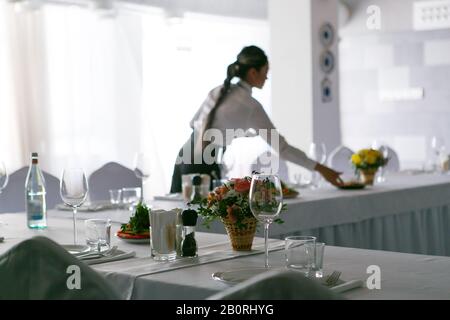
[120,202,151,234]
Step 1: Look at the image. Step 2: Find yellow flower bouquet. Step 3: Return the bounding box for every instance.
[351,149,388,185]
[351,148,387,170]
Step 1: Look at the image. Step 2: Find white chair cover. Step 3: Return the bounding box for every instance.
[0,236,120,299]
[381,146,400,172]
[327,146,356,180]
[207,269,342,300]
[88,162,141,201]
[0,167,60,213]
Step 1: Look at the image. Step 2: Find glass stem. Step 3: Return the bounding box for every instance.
[264,221,269,269]
[141,178,145,202]
[73,207,77,245]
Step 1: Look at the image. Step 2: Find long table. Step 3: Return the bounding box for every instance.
[1,213,450,300]
[151,172,450,257]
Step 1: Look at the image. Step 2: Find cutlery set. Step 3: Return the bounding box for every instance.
[75,246,118,260]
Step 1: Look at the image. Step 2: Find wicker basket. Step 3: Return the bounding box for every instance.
[221,216,258,251]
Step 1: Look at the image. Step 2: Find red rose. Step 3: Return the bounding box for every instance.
[234,178,250,193]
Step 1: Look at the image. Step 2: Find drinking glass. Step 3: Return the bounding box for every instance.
[109,189,122,209]
[309,142,327,188]
[371,141,390,183]
[85,218,111,252]
[249,174,283,268]
[285,236,316,275]
[0,161,8,194]
[0,162,8,226]
[60,168,89,245]
[431,136,445,172]
[134,152,151,201]
[122,187,141,212]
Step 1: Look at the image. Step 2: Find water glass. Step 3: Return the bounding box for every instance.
[307,242,325,278]
[122,187,141,211]
[150,209,177,261]
[109,189,122,208]
[285,236,316,275]
[84,218,111,251]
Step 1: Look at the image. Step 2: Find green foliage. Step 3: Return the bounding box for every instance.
[120,202,150,234]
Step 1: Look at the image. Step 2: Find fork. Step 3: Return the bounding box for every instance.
[325,271,341,287]
[77,246,118,259]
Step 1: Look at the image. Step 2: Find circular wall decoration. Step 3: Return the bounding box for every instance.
[320,50,335,74]
[319,23,335,47]
[321,78,332,103]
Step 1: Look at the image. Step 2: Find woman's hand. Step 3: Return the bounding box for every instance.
[314,163,344,187]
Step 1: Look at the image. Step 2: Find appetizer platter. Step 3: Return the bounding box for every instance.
[116,202,151,243]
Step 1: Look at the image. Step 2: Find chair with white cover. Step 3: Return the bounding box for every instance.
[0,236,120,299]
[88,162,141,202]
[327,146,356,180]
[0,167,60,213]
[380,146,400,172]
[207,269,343,300]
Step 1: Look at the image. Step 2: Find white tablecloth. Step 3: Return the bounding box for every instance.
[151,173,450,256]
[1,213,450,300]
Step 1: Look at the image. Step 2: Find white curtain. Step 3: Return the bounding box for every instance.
[0,1,48,173]
[0,1,270,198]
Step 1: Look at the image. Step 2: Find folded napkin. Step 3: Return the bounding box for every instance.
[83,250,136,265]
[330,279,364,293]
[56,201,113,212]
[153,193,184,202]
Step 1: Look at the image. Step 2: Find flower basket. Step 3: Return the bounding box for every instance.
[351,148,387,185]
[360,168,378,185]
[197,176,285,251]
[221,216,258,251]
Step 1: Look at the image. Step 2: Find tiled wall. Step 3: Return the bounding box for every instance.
[339,29,450,169]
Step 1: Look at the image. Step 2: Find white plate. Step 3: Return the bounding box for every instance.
[212,268,269,284]
[115,234,150,244]
[61,244,91,255]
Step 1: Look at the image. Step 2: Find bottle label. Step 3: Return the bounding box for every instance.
[26,192,47,222]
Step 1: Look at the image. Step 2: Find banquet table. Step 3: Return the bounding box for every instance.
[152,172,450,257]
[0,213,450,300]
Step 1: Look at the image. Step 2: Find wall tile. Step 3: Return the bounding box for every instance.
[424,39,450,66]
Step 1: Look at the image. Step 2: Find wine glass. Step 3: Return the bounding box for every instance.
[249,174,283,269]
[431,136,445,173]
[371,140,389,183]
[60,168,89,245]
[309,142,327,188]
[134,152,151,202]
[0,162,8,226]
[0,162,8,195]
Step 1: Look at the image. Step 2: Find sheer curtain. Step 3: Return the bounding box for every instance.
[0,1,48,173]
[0,1,270,198]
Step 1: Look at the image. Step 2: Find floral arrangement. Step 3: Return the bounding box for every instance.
[197,177,284,229]
[351,148,387,171]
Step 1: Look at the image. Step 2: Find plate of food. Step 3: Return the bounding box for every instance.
[281,181,300,199]
[116,202,151,244]
[337,181,366,190]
